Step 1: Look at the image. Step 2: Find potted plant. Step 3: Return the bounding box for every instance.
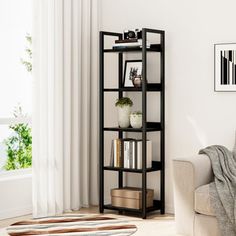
[115,97,133,128]
[130,111,142,128]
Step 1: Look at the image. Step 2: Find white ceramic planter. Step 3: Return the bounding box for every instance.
[118,106,131,128]
[130,113,142,128]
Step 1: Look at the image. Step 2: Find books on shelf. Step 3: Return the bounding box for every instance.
[112,39,150,50]
[115,39,138,44]
[110,138,152,169]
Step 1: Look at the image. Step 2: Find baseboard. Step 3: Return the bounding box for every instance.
[165,203,174,214]
[0,205,32,220]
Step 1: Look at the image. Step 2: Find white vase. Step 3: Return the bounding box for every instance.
[118,106,131,128]
[130,113,142,128]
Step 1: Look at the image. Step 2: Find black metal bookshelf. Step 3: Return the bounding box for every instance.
[99,28,165,219]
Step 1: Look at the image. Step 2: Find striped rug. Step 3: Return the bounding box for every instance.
[6,214,137,236]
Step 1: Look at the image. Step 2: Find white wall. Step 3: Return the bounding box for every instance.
[100,0,236,213]
[0,170,32,220]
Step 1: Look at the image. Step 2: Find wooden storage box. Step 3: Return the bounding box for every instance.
[111,187,154,209]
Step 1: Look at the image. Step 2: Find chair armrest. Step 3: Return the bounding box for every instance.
[172,154,213,236]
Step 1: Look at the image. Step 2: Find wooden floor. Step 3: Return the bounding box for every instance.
[0,207,176,235]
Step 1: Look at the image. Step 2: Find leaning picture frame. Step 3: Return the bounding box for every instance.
[214,43,236,92]
[123,60,142,87]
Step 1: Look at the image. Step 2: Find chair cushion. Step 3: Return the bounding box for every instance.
[194,184,215,216]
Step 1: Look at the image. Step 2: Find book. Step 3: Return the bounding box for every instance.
[113,139,122,168]
[110,140,114,167]
[136,140,152,169]
[113,39,150,49]
[113,42,142,47]
[117,139,122,167]
[115,39,138,43]
[130,140,136,169]
[113,139,117,167]
[123,138,135,168]
[123,140,130,168]
[113,46,142,50]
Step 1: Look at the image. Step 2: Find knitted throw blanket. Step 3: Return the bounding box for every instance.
[199,145,236,236]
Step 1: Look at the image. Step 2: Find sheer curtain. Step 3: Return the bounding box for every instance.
[32,0,99,217]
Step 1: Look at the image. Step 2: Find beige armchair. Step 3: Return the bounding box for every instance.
[172,155,221,236]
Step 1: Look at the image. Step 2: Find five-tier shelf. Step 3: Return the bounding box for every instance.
[99,28,165,219]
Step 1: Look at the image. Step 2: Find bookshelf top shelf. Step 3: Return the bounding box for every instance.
[103,45,162,53]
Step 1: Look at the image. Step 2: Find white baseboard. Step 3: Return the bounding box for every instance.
[0,205,32,220]
[165,204,174,214]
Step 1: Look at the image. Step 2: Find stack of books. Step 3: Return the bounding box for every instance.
[112,39,150,50]
[110,139,152,169]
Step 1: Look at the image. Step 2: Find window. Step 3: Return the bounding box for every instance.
[0,0,32,172]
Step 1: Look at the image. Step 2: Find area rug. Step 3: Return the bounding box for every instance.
[5,214,137,236]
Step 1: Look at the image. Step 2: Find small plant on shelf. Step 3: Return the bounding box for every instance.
[130,111,142,115]
[115,97,133,107]
[130,111,142,129]
[115,97,133,128]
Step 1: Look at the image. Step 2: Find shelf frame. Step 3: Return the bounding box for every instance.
[104,161,162,173]
[99,28,165,219]
[103,83,162,92]
[103,200,161,214]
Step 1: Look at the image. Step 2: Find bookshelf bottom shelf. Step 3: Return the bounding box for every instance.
[103,200,161,213]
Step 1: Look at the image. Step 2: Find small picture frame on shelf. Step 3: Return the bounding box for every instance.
[123,60,142,88]
[215,43,236,91]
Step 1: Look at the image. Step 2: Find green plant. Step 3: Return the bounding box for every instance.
[3,107,32,171]
[131,111,142,116]
[21,34,32,72]
[115,97,133,107]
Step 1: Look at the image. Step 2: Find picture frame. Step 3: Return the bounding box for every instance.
[123,60,142,87]
[214,43,236,92]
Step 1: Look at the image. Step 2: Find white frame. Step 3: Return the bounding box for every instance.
[215,43,236,92]
[0,117,31,125]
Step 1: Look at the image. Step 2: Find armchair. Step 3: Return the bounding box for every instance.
[172,155,221,236]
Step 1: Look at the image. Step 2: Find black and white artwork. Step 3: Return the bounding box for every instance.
[215,43,236,91]
[123,60,142,87]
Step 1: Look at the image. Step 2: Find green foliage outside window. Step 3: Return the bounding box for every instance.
[4,108,32,170]
[2,35,32,171]
[21,34,32,72]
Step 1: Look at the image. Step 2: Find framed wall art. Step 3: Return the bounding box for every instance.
[123,60,142,88]
[215,43,236,91]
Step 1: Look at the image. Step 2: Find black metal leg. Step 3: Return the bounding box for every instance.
[141,29,147,220]
[99,32,105,214]
[160,31,165,215]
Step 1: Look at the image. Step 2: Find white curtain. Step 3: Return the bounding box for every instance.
[32,0,99,217]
